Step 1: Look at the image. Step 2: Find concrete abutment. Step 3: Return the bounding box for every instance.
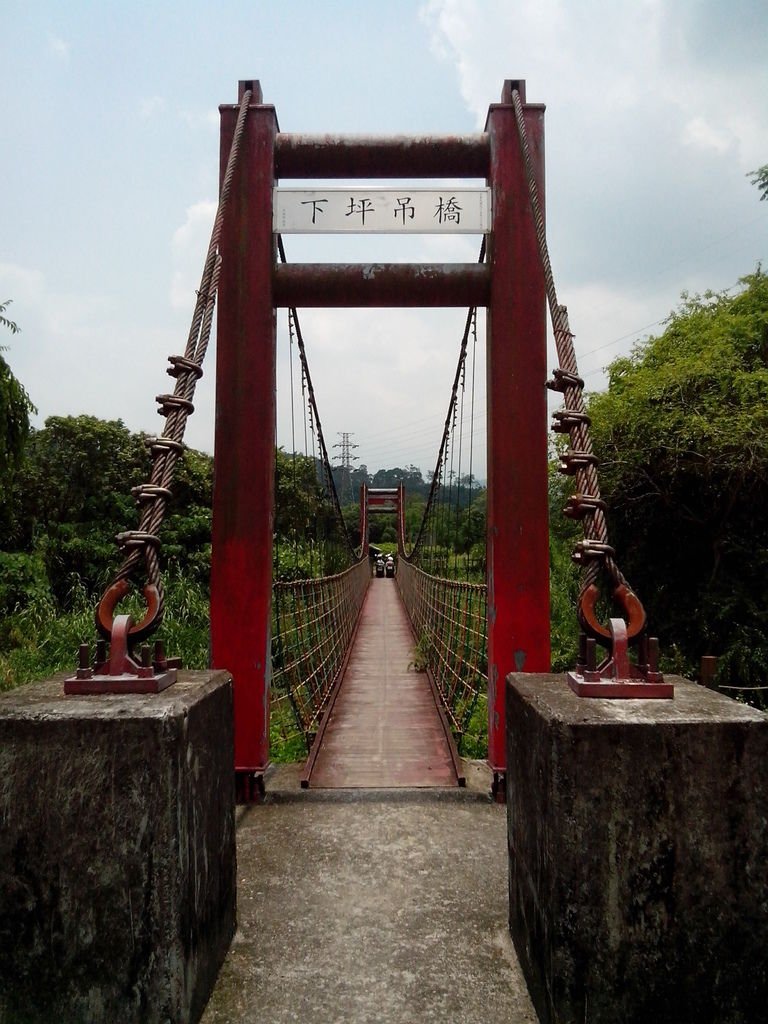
[506,673,768,1024]
[0,671,236,1024]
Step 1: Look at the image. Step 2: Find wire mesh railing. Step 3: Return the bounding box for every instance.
[396,558,487,756]
[270,558,370,757]
[392,258,488,755]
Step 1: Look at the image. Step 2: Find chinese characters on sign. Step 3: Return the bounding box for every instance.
[434,195,462,225]
[346,196,375,226]
[274,188,491,233]
[301,198,327,224]
[394,196,415,224]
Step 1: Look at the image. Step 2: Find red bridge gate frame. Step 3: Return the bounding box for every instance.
[211,79,551,789]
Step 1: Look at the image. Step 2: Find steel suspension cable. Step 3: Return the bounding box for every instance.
[509,89,645,642]
[297,359,316,574]
[301,357,310,459]
[287,309,300,570]
[407,237,486,562]
[95,88,255,642]
[453,352,467,577]
[466,309,479,579]
[276,236,358,560]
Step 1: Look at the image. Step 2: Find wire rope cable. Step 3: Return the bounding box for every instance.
[95,87,255,643]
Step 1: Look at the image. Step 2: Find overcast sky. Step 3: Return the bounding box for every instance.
[2,0,766,480]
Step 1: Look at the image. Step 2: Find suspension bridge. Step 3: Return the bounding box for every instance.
[81,76,660,805]
[1,79,766,1024]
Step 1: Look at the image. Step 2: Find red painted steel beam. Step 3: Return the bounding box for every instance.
[359,484,369,550]
[485,81,551,778]
[274,263,490,308]
[211,89,277,776]
[275,134,489,179]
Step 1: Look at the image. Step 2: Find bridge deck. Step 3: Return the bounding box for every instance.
[306,577,458,788]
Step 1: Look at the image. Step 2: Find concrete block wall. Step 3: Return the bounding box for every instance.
[506,673,768,1024]
[0,672,236,1024]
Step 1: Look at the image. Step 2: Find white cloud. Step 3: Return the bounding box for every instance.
[47,34,70,61]
[181,109,220,131]
[4,1,765,477]
[139,96,166,120]
[563,281,670,389]
[0,263,46,305]
[421,0,768,170]
[170,201,216,310]
[682,117,732,155]
[274,303,480,472]
[421,0,768,328]
[0,260,220,451]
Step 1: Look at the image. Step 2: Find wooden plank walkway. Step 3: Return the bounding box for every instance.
[306,577,459,789]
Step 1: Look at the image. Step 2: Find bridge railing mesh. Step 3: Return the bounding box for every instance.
[396,559,488,756]
[270,559,370,757]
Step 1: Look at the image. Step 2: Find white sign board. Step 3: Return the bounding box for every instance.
[273,187,491,234]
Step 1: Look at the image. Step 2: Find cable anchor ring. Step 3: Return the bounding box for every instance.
[95,579,162,643]
[578,582,647,645]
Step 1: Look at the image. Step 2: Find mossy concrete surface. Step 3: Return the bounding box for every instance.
[507,673,768,1024]
[0,671,236,1024]
[201,761,538,1024]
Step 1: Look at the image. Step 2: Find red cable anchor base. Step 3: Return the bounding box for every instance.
[567,618,674,699]
[64,614,179,695]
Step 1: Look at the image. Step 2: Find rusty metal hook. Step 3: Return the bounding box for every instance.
[95,579,162,643]
[578,582,647,645]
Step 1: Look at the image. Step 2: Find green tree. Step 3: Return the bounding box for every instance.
[273,449,346,577]
[4,415,215,603]
[154,445,213,583]
[455,488,487,552]
[349,462,371,494]
[548,461,581,671]
[748,164,768,202]
[371,465,428,496]
[402,492,426,547]
[0,301,35,478]
[9,416,150,601]
[588,270,768,689]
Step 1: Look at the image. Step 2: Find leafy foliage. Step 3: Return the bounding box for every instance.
[588,270,768,692]
[274,447,353,579]
[748,164,768,202]
[548,462,582,671]
[0,301,36,481]
[0,419,357,708]
[2,415,213,602]
[0,570,210,693]
[0,301,20,336]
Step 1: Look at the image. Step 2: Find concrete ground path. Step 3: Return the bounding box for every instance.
[201,763,538,1024]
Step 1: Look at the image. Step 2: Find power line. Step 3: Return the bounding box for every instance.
[579,275,749,380]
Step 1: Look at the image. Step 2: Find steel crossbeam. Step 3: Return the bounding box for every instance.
[275,132,489,179]
[274,263,490,308]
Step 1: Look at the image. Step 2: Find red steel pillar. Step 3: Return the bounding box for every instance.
[485,81,550,790]
[211,82,277,782]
